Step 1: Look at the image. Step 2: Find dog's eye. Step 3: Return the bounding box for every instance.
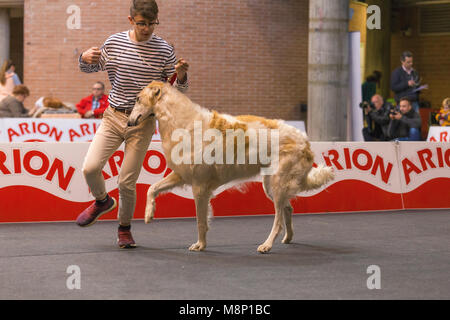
[136,97,140,103]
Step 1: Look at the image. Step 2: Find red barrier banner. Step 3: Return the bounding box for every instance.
[0,118,161,142]
[0,142,448,223]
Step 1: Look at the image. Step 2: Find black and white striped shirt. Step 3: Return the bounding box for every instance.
[79,31,188,109]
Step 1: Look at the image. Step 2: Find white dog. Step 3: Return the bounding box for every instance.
[128,81,334,253]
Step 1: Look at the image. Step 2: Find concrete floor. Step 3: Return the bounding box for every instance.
[0,210,449,300]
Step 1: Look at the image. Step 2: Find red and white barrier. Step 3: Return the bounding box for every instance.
[0,141,448,223]
[427,126,450,142]
[0,118,161,142]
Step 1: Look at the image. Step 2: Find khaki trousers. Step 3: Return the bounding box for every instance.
[82,106,155,226]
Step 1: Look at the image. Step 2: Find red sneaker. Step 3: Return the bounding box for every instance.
[117,227,137,249]
[76,196,117,227]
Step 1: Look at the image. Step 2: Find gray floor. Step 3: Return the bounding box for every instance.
[0,210,449,300]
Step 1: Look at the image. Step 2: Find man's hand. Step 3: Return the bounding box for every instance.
[175,58,189,83]
[389,112,401,120]
[81,47,102,64]
[84,110,94,118]
[408,80,416,87]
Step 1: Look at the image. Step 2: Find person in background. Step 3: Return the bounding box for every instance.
[361,71,382,104]
[388,97,422,141]
[0,60,21,101]
[0,85,39,118]
[76,81,109,118]
[390,51,423,113]
[362,94,391,141]
[435,98,450,127]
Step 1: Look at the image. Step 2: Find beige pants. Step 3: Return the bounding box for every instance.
[82,106,155,226]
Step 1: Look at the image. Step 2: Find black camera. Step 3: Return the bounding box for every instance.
[359,101,374,110]
[389,106,400,115]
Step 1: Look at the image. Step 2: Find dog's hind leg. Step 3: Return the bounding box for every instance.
[189,185,212,252]
[257,178,288,253]
[262,175,273,201]
[145,171,184,223]
[282,203,293,244]
[257,200,286,253]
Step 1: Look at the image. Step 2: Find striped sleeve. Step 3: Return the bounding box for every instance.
[164,47,189,93]
[78,42,109,73]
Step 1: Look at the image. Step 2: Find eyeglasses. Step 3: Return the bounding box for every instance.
[133,18,159,29]
[92,87,103,91]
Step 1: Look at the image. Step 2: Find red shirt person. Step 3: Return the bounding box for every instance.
[76,81,109,118]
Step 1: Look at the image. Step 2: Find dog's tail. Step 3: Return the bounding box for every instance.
[303,165,335,191]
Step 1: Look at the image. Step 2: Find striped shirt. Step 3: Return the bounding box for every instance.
[79,31,188,109]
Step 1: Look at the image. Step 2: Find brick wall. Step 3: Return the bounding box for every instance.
[23,0,309,120]
[390,7,450,110]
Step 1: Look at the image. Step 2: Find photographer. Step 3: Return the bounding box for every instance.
[388,97,422,141]
[362,94,391,141]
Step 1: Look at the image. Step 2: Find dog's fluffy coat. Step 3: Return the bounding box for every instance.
[128,81,334,253]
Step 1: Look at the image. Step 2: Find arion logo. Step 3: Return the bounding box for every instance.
[0,149,76,191]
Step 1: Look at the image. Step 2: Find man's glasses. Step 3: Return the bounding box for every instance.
[92,87,103,91]
[133,18,159,29]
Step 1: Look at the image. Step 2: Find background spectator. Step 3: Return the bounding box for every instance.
[390,51,423,113]
[0,60,21,102]
[76,81,109,118]
[0,85,38,118]
[435,98,450,127]
[361,71,382,104]
[388,97,422,141]
[362,94,391,141]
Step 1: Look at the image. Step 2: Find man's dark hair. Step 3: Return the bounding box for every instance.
[130,0,158,21]
[95,81,105,90]
[399,97,412,106]
[12,85,30,97]
[372,70,382,81]
[401,51,413,62]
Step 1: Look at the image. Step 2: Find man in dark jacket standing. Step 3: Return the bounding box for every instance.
[388,97,422,141]
[390,51,422,112]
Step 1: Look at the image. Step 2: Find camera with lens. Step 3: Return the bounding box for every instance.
[359,101,374,111]
[389,106,400,116]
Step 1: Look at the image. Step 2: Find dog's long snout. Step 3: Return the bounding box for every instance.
[127,114,142,127]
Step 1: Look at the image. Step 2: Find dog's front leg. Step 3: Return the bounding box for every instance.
[145,171,184,223]
[189,186,211,252]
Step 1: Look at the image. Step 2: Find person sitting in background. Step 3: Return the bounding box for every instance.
[0,60,21,102]
[435,98,450,127]
[388,97,422,141]
[33,96,78,118]
[76,81,109,118]
[0,85,38,118]
[362,94,391,141]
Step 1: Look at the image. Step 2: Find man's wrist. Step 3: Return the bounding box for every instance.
[177,73,188,84]
[79,53,87,64]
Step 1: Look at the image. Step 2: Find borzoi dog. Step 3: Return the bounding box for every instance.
[128,81,334,253]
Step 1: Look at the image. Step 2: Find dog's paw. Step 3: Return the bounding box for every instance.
[257,243,272,254]
[144,215,153,224]
[189,241,206,252]
[144,203,155,224]
[282,235,292,244]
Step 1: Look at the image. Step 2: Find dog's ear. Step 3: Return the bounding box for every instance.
[152,87,162,102]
